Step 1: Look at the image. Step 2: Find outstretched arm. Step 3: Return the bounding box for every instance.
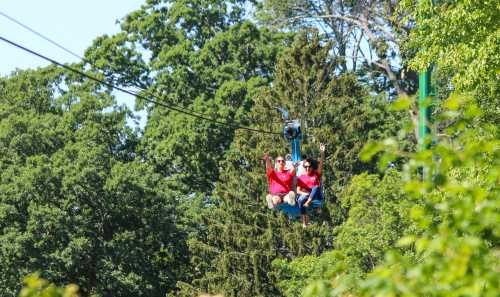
[264,153,273,175]
[318,143,325,176]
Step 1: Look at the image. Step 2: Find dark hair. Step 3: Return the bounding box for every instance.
[304,158,318,170]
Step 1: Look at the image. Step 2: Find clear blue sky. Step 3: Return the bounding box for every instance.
[0,0,146,126]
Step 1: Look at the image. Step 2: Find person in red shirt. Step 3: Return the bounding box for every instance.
[264,153,296,208]
[296,143,325,228]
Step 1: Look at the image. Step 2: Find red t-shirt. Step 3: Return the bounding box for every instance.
[297,172,321,192]
[267,169,294,194]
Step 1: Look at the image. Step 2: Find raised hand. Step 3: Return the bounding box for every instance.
[320,143,326,153]
[318,144,325,175]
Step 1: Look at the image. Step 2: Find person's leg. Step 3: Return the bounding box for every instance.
[297,194,309,213]
[299,194,309,228]
[309,186,321,200]
[305,186,321,207]
[297,194,312,228]
[266,194,274,209]
[301,214,307,228]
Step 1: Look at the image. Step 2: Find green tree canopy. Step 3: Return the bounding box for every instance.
[0,66,187,296]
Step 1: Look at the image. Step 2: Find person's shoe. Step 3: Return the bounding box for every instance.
[283,195,290,205]
[284,191,296,206]
[266,194,274,209]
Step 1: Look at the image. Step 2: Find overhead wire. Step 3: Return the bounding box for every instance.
[0,10,282,135]
[0,35,281,135]
[0,9,146,102]
[0,9,223,120]
[0,10,86,61]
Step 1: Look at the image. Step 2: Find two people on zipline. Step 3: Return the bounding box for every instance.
[264,143,325,227]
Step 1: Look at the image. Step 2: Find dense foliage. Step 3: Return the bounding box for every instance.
[84,0,287,195]
[1,0,498,296]
[0,67,187,296]
[272,170,415,296]
[176,31,407,297]
[18,274,79,297]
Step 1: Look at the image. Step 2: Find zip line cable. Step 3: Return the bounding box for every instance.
[0,9,144,99]
[0,35,281,135]
[0,9,227,120]
[0,10,287,126]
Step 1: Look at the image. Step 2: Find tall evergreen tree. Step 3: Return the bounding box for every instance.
[182,31,410,297]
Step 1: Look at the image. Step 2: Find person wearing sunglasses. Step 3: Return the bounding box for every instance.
[296,143,325,228]
[263,153,297,209]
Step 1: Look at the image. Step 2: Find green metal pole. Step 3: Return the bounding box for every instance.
[418,69,431,151]
[417,1,435,181]
[418,0,434,153]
